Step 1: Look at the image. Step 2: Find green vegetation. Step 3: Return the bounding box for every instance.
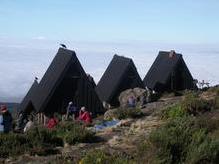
[80,150,135,164]
[0,122,95,158]
[162,104,187,119]
[146,116,219,164]
[181,92,211,115]
[208,86,219,96]
[2,89,219,163]
[0,127,62,158]
[54,122,95,145]
[136,91,219,164]
[162,92,217,120]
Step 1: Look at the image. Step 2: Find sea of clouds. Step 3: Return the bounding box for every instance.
[0,37,218,102]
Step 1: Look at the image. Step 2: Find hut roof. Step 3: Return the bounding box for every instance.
[20,48,104,115]
[96,55,144,105]
[143,51,194,91]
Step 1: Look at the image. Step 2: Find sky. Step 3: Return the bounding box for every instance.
[0,0,219,102]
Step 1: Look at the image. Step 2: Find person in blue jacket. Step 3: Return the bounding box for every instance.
[0,114,4,132]
[0,105,13,133]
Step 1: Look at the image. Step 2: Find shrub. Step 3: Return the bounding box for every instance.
[26,126,63,148]
[135,140,158,164]
[208,86,219,96]
[186,138,219,164]
[195,116,219,133]
[182,92,211,115]
[149,117,194,163]
[0,133,30,158]
[162,104,187,120]
[54,122,95,145]
[0,122,95,158]
[114,108,143,120]
[80,150,134,164]
[147,116,219,164]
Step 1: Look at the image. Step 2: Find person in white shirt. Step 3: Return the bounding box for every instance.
[23,115,34,133]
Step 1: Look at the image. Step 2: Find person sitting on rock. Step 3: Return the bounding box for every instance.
[127,96,136,108]
[46,114,58,129]
[15,111,28,133]
[78,107,92,124]
[24,115,34,133]
[0,105,13,133]
[66,101,78,120]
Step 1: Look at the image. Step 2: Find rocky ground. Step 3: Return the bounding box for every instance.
[3,95,182,164]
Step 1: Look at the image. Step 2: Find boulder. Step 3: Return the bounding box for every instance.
[119,87,150,108]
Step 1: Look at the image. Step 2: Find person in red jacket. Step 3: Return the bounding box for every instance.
[46,114,58,129]
[78,107,92,124]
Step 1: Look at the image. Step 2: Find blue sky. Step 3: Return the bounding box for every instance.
[0,0,219,102]
[1,0,219,43]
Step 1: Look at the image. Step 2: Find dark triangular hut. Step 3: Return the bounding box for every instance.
[19,48,104,116]
[143,50,196,92]
[96,55,145,106]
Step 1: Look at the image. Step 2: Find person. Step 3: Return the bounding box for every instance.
[46,114,58,129]
[78,107,92,124]
[0,105,13,133]
[66,101,78,120]
[23,115,34,133]
[127,96,136,108]
[0,114,4,132]
[15,111,28,132]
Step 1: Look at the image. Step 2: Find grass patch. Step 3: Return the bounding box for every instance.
[0,127,63,158]
[162,104,187,120]
[182,92,212,115]
[54,121,95,145]
[0,121,95,158]
[80,150,135,164]
[162,92,219,120]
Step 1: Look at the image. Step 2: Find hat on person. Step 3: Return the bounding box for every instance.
[69,101,73,105]
[0,105,7,113]
[81,106,86,112]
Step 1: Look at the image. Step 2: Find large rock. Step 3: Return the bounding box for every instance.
[119,88,150,108]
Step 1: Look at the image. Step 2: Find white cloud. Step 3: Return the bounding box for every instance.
[32,36,47,40]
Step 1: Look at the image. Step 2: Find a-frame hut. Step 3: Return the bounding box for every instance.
[143,50,196,92]
[19,48,104,116]
[96,55,145,106]
[19,80,38,114]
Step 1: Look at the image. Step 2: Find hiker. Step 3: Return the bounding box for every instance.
[127,96,136,108]
[0,105,13,133]
[46,114,58,129]
[0,114,4,132]
[78,107,92,124]
[66,101,78,120]
[15,111,28,132]
[23,115,34,133]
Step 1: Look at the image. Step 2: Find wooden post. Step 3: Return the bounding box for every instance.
[38,113,40,124]
[44,114,47,126]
